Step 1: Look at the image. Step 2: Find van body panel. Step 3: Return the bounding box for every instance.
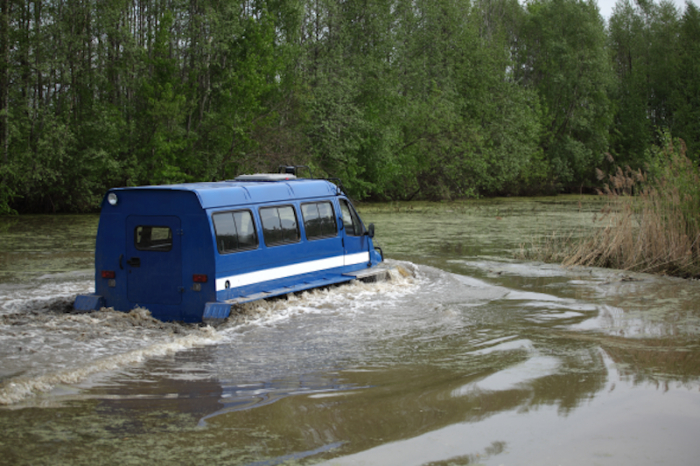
[338,198,371,268]
[178,179,337,209]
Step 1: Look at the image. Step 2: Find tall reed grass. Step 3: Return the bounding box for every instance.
[525,134,700,278]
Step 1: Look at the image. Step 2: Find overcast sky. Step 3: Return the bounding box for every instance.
[596,0,700,19]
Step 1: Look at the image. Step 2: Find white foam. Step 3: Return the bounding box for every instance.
[218,262,419,332]
[0,324,221,405]
[0,280,93,317]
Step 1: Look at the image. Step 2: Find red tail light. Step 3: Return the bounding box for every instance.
[101,270,116,279]
[193,274,208,283]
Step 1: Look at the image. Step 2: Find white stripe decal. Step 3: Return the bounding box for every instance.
[216,252,370,291]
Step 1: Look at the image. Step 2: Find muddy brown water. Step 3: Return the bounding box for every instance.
[1,196,699,465]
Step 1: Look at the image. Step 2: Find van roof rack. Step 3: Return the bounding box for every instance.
[234,173,297,181]
[232,166,347,196]
[278,165,313,178]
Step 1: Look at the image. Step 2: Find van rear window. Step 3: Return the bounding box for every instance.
[135,226,173,251]
[301,202,337,240]
[260,205,300,246]
[212,210,258,254]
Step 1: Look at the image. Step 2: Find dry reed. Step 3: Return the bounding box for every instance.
[525,136,700,279]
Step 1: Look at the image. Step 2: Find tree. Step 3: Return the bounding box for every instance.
[674,2,700,160]
[517,0,613,189]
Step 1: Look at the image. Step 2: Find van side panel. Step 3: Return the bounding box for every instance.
[179,211,217,323]
[211,197,356,302]
[337,198,372,271]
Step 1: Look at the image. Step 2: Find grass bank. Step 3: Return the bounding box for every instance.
[521,134,700,278]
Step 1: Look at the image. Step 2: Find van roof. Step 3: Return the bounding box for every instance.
[109,178,341,209]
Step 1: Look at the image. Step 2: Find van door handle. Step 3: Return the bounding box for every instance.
[126,257,141,268]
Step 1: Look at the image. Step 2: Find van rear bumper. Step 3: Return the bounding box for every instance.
[74,294,106,311]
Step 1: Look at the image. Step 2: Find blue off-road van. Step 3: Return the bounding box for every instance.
[74,171,386,323]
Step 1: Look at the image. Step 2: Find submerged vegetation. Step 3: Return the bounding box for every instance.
[522,133,700,279]
[1,0,700,213]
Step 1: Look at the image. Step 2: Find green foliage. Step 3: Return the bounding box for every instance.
[0,0,699,213]
[673,3,700,161]
[645,130,700,228]
[517,0,613,188]
[608,0,700,167]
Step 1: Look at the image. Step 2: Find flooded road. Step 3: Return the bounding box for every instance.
[1,197,700,465]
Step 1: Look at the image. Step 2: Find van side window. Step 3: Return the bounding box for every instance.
[260,205,300,246]
[301,202,337,240]
[339,199,363,236]
[135,226,173,251]
[212,210,258,254]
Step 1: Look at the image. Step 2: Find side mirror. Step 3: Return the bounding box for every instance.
[366,223,375,238]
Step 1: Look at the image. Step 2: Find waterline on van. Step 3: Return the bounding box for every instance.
[218,261,418,330]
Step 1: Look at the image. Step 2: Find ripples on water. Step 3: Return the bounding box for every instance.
[2,201,700,465]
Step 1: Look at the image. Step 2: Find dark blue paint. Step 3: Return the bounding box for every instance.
[125,215,183,306]
[75,178,384,323]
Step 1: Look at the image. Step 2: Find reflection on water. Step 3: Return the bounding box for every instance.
[1,197,700,465]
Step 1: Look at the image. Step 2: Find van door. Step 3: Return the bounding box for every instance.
[125,215,183,305]
[338,199,370,266]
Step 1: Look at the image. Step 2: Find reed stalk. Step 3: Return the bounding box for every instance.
[525,134,700,279]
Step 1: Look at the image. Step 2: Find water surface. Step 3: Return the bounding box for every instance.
[1,196,699,465]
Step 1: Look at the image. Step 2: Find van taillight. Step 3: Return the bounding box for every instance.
[193,274,208,283]
[102,270,116,279]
